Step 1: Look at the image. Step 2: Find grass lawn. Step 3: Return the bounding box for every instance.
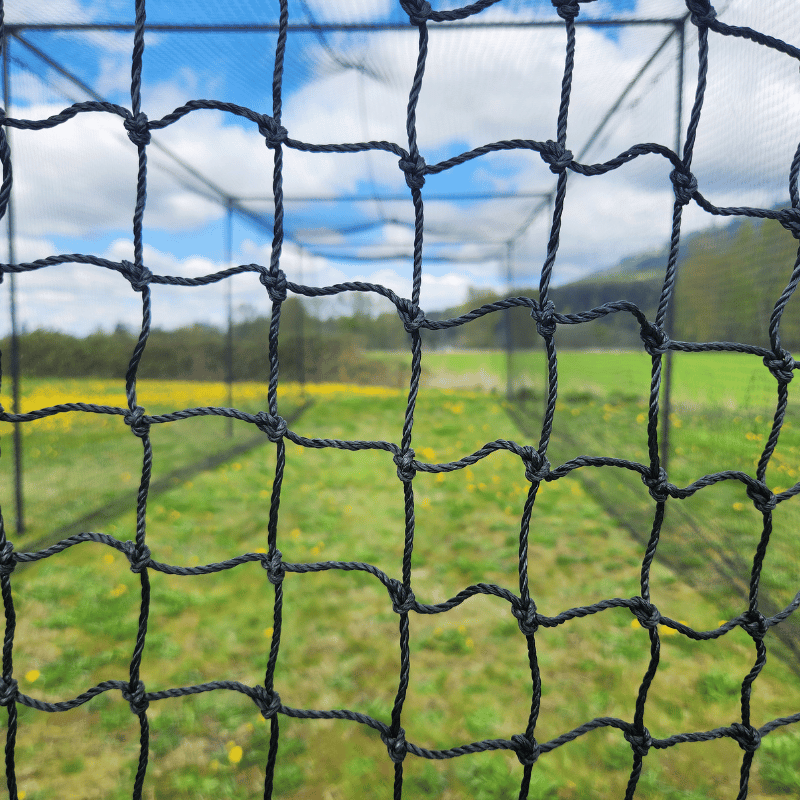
[3,359,800,798]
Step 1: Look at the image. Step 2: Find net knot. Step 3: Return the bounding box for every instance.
[396,298,426,332]
[624,726,653,758]
[255,411,288,442]
[511,733,541,766]
[669,167,698,206]
[0,676,17,706]
[123,260,152,293]
[398,153,427,190]
[639,321,670,356]
[124,111,151,147]
[124,405,150,439]
[685,0,717,27]
[121,540,151,573]
[540,139,573,174]
[741,610,769,641]
[532,299,557,339]
[630,597,661,630]
[745,480,776,513]
[0,540,16,576]
[777,207,800,239]
[251,685,282,719]
[763,349,795,383]
[400,0,432,25]
[387,579,416,614]
[641,467,669,503]
[381,727,407,763]
[260,269,287,303]
[394,448,416,482]
[521,446,550,483]
[122,680,149,715]
[729,722,761,753]
[257,115,288,148]
[551,0,581,21]
[261,548,285,584]
[511,598,539,636]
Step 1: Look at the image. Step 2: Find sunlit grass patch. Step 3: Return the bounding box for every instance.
[5,367,800,798]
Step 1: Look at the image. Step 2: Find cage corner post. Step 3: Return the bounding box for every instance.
[2,27,23,537]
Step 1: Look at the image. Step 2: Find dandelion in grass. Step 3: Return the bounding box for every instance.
[25,670,40,683]
[228,745,243,765]
[110,584,128,598]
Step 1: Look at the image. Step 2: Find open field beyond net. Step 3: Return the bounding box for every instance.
[3,351,800,799]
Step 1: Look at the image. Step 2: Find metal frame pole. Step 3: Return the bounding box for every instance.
[661,19,685,475]
[225,199,234,437]
[505,241,514,401]
[3,32,23,536]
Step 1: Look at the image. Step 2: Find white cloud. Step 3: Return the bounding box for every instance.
[5,0,94,25]
[2,0,799,338]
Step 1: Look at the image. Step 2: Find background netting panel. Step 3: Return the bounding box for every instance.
[0,0,799,799]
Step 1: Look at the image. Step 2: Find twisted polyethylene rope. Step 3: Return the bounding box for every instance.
[0,0,799,798]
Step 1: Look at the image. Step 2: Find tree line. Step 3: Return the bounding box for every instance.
[4,212,798,381]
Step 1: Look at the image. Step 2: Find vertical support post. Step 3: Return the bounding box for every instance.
[2,32,23,536]
[661,19,685,475]
[297,249,305,389]
[504,240,514,401]
[225,198,234,437]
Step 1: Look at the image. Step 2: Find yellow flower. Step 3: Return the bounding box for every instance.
[659,624,678,636]
[290,528,301,540]
[103,553,115,565]
[631,619,641,629]
[110,583,128,598]
[25,670,40,683]
[264,627,273,638]
[228,745,243,764]
[732,502,744,511]
[255,547,267,554]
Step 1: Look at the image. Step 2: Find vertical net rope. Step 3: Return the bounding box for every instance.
[0,1,799,798]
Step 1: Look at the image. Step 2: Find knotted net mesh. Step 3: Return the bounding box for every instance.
[1,0,800,798]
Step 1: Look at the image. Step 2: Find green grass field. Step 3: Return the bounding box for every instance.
[3,353,800,799]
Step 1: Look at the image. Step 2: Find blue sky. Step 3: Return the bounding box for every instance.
[2,0,798,334]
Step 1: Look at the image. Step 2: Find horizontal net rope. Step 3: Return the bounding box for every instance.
[0,1,798,798]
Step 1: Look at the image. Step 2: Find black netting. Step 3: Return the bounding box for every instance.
[1,1,799,798]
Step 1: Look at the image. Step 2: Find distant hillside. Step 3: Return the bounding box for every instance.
[549,211,799,350]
